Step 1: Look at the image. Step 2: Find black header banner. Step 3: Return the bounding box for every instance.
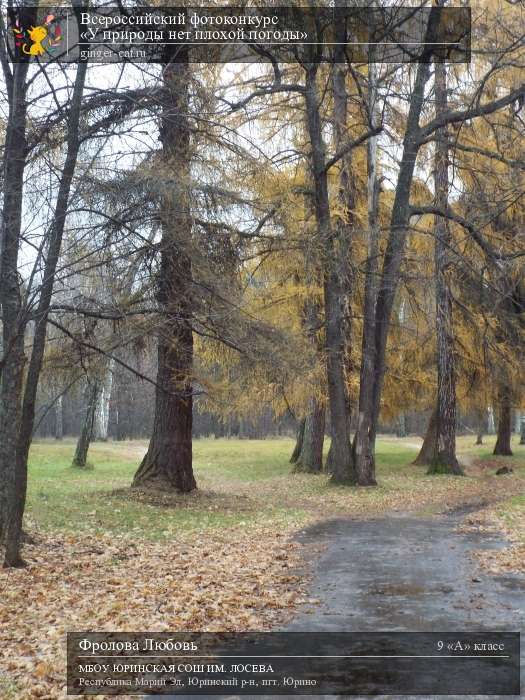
[6,5,471,63]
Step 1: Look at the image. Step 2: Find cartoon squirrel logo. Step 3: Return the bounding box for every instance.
[23,25,48,56]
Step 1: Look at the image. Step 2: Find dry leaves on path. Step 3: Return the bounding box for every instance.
[460,498,525,575]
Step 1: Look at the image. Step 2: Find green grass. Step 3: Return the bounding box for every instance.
[26,435,525,542]
[193,438,296,481]
[27,438,307,540]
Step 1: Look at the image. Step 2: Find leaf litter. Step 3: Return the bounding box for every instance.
[1,460,524,698]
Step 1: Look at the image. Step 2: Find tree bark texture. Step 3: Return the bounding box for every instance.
[358,17,438,480]
[493,386,513,456]
[487,406,495,434]
[428,45,462,476]
[293,399,325,473]
[132,48,196,492]
[353,50,381,485]
[413,408,438,465]
[396,413,407,438]
[94,358,114,441]
[55,394,64,440]
[290,418,306,463]
[72,380,100,468]
[331,26,355,472]
[304,65,355,485]
[6,59,87,566]
[0,36,33,565]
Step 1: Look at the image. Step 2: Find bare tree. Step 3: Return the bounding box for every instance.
[5,60,88,565]
[0,6,35,564]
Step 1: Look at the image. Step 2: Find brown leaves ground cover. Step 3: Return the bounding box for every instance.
[459,490,525,575]
[0,526,310,700]
[200,468,525,520]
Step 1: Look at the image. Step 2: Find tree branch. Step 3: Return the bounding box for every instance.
[418,83,525,141]
[324,126,383,172]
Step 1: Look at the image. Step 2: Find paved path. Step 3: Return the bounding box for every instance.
[290,510,524,632]
[157,508,524,699]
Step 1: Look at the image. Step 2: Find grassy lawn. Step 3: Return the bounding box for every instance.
[26,434,525,541]
[27,438,307,539]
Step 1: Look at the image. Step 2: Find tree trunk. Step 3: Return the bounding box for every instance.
[474,406,486,445]
[304,65,355,485]
[132,47,196,493]
[487,406,495,434]
[293,401,325,473]
[113,359,132,441]
[72,380,100,468]
[413,409,438,465]
[358,15,438,482]
[330,22,356,478]
[520,412,525,445]
[290,418,306,463]
[324,434,335,474]
[5,59,88,566]
[55,394,64,440]
[514,410,521,435]
[0,37,33,566]
[396,413,407,438]
[493,387,513,456]
[428,40,462,476]
[94,358,114,441]
[0,336,25,558]
[354,56,381,486]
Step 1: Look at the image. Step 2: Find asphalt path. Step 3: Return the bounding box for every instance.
[155,508,524,700]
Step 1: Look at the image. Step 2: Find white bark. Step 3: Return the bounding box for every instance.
[487,406,495,434]
[55,394,63,440]
[93,359,114,441]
